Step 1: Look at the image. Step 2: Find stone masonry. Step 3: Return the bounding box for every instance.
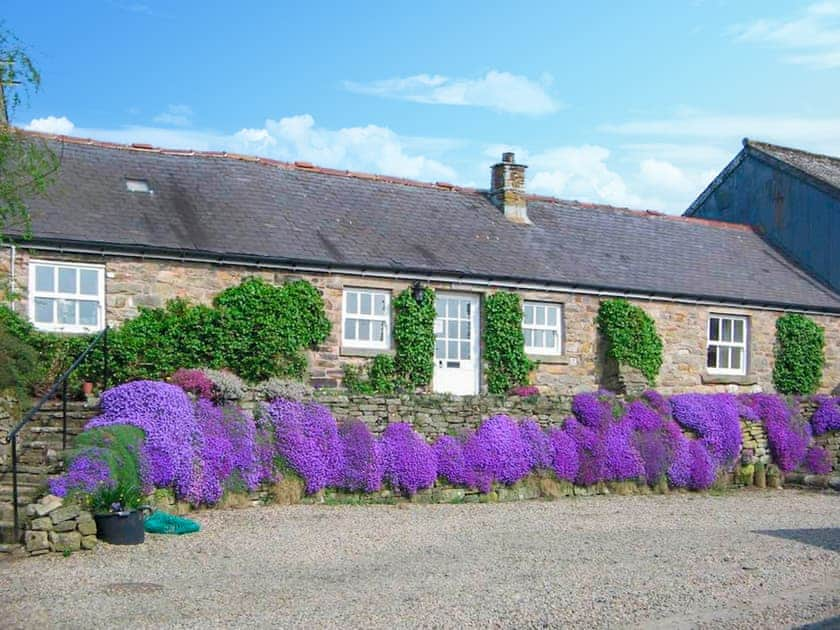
[3,247,840,395]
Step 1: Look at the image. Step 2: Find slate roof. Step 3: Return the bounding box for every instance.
[15,131,840,313]
[747,140,840,192]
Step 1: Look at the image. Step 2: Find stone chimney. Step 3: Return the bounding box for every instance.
[489,152,529,224]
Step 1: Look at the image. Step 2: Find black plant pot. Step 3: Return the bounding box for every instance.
[94,509,146,545]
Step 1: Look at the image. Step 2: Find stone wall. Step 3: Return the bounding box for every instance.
[3,247,840,395]
[23,495,97,556]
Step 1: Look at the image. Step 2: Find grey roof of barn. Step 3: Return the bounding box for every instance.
[14,131,840,313]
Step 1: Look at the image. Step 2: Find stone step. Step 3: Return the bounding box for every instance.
[0,483,46,504]
[0,543,23,555]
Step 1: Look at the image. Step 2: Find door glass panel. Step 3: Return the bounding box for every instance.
[448,341,457,358]
[435,340,445,358]
[460,341,470,360]
[79,301,98,326]
[448,320,458,339]
[460,321,470,339]
[58,268,77,294]
[35,266,54,292]
[459,301,468,318]
[34,297,54,323]
[79,269,99,296]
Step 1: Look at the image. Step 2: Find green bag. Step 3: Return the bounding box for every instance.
[144,511,201,535]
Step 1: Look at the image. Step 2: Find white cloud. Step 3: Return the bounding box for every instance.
[152,104,193,127]
[25,115,75,135]
[731,1,840,68]
[26,113,458,184]
[344,70,560,115]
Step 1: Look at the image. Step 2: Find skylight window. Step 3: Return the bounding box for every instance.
[125,178,151,193]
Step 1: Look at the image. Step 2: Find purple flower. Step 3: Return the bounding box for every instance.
[170,368,214,400]
[463,415,532,492]
[641,390,671,418]
[687,440,716,490]
[548,427,579,482]
[804,445,832,475]
[380,423,436,496]
[666,422,693,488]
[509,385,539,397]
[339,420,384,493]
[564,417,608,486]
[433,435,471,486]
[518,418,553,470]
[571,391,618,431]
[603,417,645,481]
[670,393,741,468]
[49,450,114,497]
[741,394,810,473]
[811,396,840,435]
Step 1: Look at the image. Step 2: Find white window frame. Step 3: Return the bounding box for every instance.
[706,314,748,376]
[522,301,563,356]
[341,288,391,350]
[28,260,106,333]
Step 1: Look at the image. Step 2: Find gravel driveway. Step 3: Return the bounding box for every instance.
[2,490,839,629]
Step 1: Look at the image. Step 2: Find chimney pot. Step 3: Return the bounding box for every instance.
[490,152,530,224]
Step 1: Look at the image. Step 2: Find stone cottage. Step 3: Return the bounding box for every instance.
[2,132,840,395]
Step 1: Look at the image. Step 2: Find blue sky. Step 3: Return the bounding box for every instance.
[5,1,840,213]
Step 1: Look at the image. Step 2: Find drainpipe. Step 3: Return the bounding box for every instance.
[6,243,15,305]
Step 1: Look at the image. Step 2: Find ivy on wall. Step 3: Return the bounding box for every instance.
[596,298,663,386]
[773,313,824,395]
[484,292,535,395]
[393,287,436,389]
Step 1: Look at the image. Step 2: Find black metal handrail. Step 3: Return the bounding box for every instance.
[7,326,110,542]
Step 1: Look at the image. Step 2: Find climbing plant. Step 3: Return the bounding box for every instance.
[773,313,824,395]
[393,287,436,389]
[484,292,535,395]
[596,298,663,385]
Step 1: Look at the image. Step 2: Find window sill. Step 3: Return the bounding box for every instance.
[526,353,569,365]
[701,374,757,386]
[340,346,395,358]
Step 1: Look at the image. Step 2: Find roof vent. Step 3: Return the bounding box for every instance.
[125,179,151,193]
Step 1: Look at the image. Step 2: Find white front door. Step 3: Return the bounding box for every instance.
[433,293,480,395]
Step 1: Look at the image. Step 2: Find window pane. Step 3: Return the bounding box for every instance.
[358,319,370,340]
[58,268,77,294]
[435,340,445,358]
[448,341,457,358]
[435,300,445,317]
[707,345,717,368]
[535,306,545,326]
[534,330,545,347]
[79,269,99,296]
[721,318,732,342]
[709,318,720,342]
[460,341,470,360]
[546,330,557,350]
[460,321,470,339]
[719,346,730,369]
[374,294,387,316]
[733,319,744,344]
[34,297,54,323]
[524,304,534,325]
[731,347,742,371]
[465,302,471,317]
[460,301,468,318]
[524,329,533,346]
[35,265,54,292]
[447,300,456,317]
[345,319,357,340]
[448,320,458,339]
[371,321,384,342]
[58,299,76,325]
[346,292,358,314]
[360,292,372,315]
[79,301,98,326]
[547,306,557,327]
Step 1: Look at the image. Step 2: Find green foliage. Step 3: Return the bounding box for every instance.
[214,277,330,382]
[0,328,38,400]
[1,25,59,238]
[596,298,663,385]
[73,424,146,490]
[773,313,824,395]
[343,354,398,395]
[342,364,374,395]
[393,287,436,389]
[484,292,535,395]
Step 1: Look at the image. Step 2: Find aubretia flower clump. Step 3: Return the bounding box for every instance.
[741,394,810,473]
[509,385,540,397]
[49,450,113,497]
[170,368,214,400]
[687,440,716,490]
[432,435,471,486]
[811,396,840,435]
[804,445,832,475]
[548,427,579,482]
[87,381,200,497]
[463,415,532,492]
[266,399,345,494]
[571,392,617,431]
[518,419,553,470]
[603,418,645,481]
[339,420,383,493]
[564,417,608,486]
[641,390,671,418]
[380,422,436,496]
[670,393,741,468]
